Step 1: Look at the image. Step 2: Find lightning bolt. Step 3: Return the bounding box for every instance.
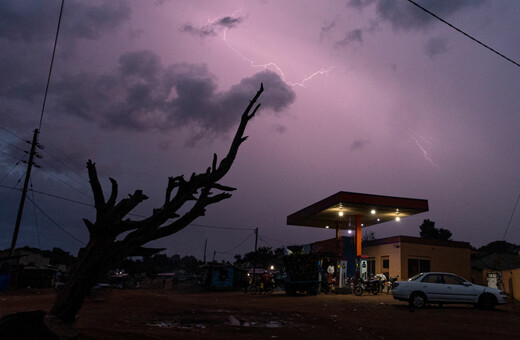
[402,127,440,169]
[214,8,333,88]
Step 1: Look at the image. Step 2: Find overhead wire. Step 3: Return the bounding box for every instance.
[35,166,92,199]
[0,158,25,184]
[40,147,90,184]
[406,0,520,68]
[30,178,41,249]
[0,136,26,153]
[189,223,256,231]
[0,127,25,142]
[36,156,93,197]
[503,191,520,240]
[38,0,65,131]
[0,173,26,208]
[25,195,86,246]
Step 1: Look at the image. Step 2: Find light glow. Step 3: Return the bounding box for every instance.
[396,216,401,222]
[371,209,376,214]
[338,211,344,217]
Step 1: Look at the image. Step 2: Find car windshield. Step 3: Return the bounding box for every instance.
[408,273,423,281]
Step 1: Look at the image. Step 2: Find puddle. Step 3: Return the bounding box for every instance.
[147,321,207,329]
[228,315,283,328]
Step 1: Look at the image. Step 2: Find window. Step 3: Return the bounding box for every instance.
[443,274,465,285]
[408,258,430,278]
[422,274,443,284]
[382,256,389,270]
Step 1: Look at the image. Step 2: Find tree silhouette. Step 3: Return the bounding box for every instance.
[43,84,264,327]
[419,219,452,240]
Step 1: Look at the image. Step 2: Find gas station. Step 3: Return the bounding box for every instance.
[286,191,429,287]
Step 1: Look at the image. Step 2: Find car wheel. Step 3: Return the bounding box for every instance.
[478,294,496,310]
[409,292,427,308]
[354,287,363,296]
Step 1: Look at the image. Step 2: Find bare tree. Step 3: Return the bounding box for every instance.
[46,84,264,325]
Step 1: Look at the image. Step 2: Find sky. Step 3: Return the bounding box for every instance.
[1,0,519,262]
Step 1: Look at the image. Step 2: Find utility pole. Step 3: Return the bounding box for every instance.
[254,227,258,253]
[203,239,207,264]
[212,250,216,262]
[252,227,258,283]
[10,129,41,256]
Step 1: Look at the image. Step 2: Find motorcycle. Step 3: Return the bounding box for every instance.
[353,277,384,296]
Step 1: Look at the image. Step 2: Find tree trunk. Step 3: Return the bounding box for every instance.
[50,238,120,324]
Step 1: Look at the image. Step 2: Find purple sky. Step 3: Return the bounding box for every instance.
[1,0,519,262]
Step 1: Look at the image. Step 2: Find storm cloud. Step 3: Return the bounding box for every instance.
[348,0,485,31]
[0,0,131,42]
[181,15,244,38]
[49,50,295,139]
[425,37,450,58]
[334,29,363,49]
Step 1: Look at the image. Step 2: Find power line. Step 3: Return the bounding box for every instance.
[40,147,90,184]
[189,223,256,231]
[0,136,26,153]
[503,191,520,240]
[0,174,25,208]
[36,155,92,195]
[35,166,92,199]
[260,234,293,246]
[26,195,86,245]
[0,184,93,208]
[406,0,520,68]
[0,127,25,142]
[0,159,25,184]
[30,178,41,249]
[224,231,256,253]
[39,0,65,131]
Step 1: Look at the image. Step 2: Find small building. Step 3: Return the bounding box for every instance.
[0,248,50,268]
[363,236,471,280]
[203,264,248,290]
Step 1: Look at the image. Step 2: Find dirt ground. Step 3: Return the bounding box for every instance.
[1,286,519,339]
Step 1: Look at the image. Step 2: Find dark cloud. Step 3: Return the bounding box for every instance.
[349,0,485,31]
[348,0,376,10]
[0,0,131,42]
[350,139,370,151]
[334,29,363,49]
[217,16,243,29]
[46,50,295,142]
[425,37,449,58]
[0,0,132,120]
[271,124,287,134]
[320,21,336,41]
[181,15,244,38]
[180,23,217,38]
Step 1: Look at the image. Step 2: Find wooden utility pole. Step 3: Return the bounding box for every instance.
[252,227,258,282]
[203,239,207,264]
[10,129,40,256]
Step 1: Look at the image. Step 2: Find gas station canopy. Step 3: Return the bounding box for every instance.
[287,191,429,229]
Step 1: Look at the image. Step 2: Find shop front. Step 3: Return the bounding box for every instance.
[287,191,429,288]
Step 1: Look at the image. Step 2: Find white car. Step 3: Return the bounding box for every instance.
[392,272,508,309]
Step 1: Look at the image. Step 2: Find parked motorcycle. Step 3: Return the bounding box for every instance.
[353,277,383,296]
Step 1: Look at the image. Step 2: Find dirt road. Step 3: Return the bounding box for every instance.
[1,288,519,339]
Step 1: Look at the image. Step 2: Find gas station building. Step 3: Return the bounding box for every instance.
[287,191,471,284]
